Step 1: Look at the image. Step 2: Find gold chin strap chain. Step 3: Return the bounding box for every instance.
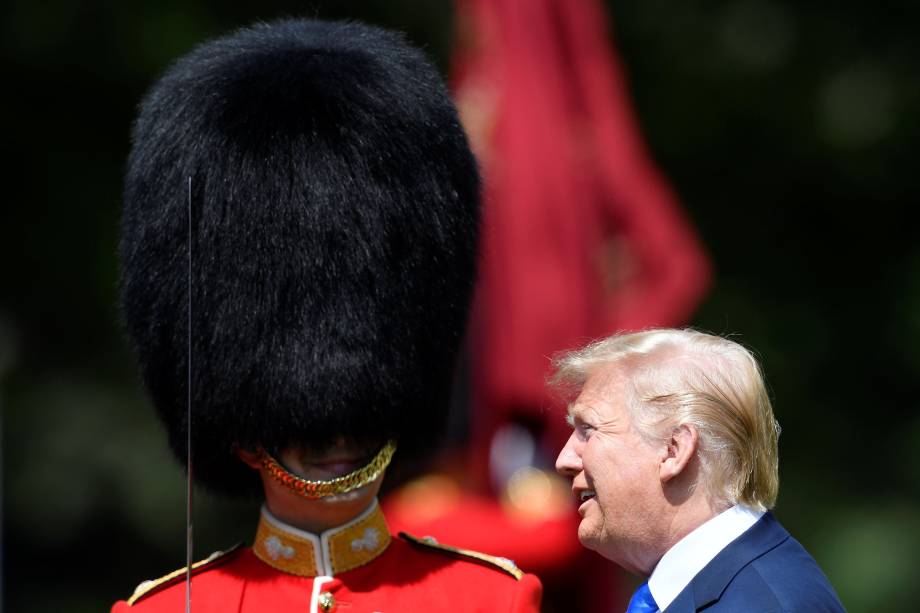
[259,440,397,499]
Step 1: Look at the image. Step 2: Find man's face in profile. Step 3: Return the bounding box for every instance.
[556,365,665,573]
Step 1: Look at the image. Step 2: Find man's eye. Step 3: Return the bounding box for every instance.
[566,413,595,439]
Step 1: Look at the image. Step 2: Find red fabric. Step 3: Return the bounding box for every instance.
[382,488,581,576]
[112,538,541,612]
[453,0,711,456]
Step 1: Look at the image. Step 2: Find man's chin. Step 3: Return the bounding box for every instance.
[319,479,383,505]
[576,523,602,552]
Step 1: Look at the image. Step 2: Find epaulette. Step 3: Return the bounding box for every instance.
[399,532,524,580]
[125,544,243,606]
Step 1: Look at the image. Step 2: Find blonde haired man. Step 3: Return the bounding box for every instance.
[554,329,844,612]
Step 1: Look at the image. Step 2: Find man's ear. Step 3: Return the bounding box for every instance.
[659,424,698,483]
[235,446,263,471]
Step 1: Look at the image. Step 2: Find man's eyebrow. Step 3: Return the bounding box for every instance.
[565,404,585,427]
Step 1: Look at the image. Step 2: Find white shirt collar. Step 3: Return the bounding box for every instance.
[648,505,764,611]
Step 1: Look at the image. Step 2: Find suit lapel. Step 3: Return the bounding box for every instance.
[662,513,790,612]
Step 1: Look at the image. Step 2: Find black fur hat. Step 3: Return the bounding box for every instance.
[120,19,480,497]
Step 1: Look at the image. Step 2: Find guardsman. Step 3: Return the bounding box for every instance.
[112,18,541,612]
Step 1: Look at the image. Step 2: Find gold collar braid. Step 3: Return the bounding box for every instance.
[259,441,396,499]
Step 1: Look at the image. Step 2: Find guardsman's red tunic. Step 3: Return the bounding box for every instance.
[112,501,542,612]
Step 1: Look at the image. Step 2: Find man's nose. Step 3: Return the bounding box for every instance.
[555,432,582,478]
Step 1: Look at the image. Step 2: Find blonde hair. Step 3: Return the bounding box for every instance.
[551,328,780,511]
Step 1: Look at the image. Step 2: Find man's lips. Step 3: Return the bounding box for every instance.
[294,451,374,479]
[306,456,368,476]
[574,487,596,512]
[313,460,360,471]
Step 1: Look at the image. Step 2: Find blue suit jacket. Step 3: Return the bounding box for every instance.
[664,513,845,612]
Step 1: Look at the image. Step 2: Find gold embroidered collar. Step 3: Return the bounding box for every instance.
[253,500,391,577]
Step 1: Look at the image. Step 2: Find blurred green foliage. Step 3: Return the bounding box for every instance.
[2,1,917,611]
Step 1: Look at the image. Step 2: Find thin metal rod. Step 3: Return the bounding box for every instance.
[185,176,193,613]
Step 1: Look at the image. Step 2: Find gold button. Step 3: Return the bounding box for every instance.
[318,591,336,612]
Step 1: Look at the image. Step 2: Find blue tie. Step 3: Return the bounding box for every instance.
[626,582,659,613]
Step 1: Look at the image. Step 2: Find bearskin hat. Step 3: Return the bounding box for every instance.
[119,19,480,497]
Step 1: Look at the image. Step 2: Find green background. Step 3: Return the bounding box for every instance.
[2,1,918,611]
